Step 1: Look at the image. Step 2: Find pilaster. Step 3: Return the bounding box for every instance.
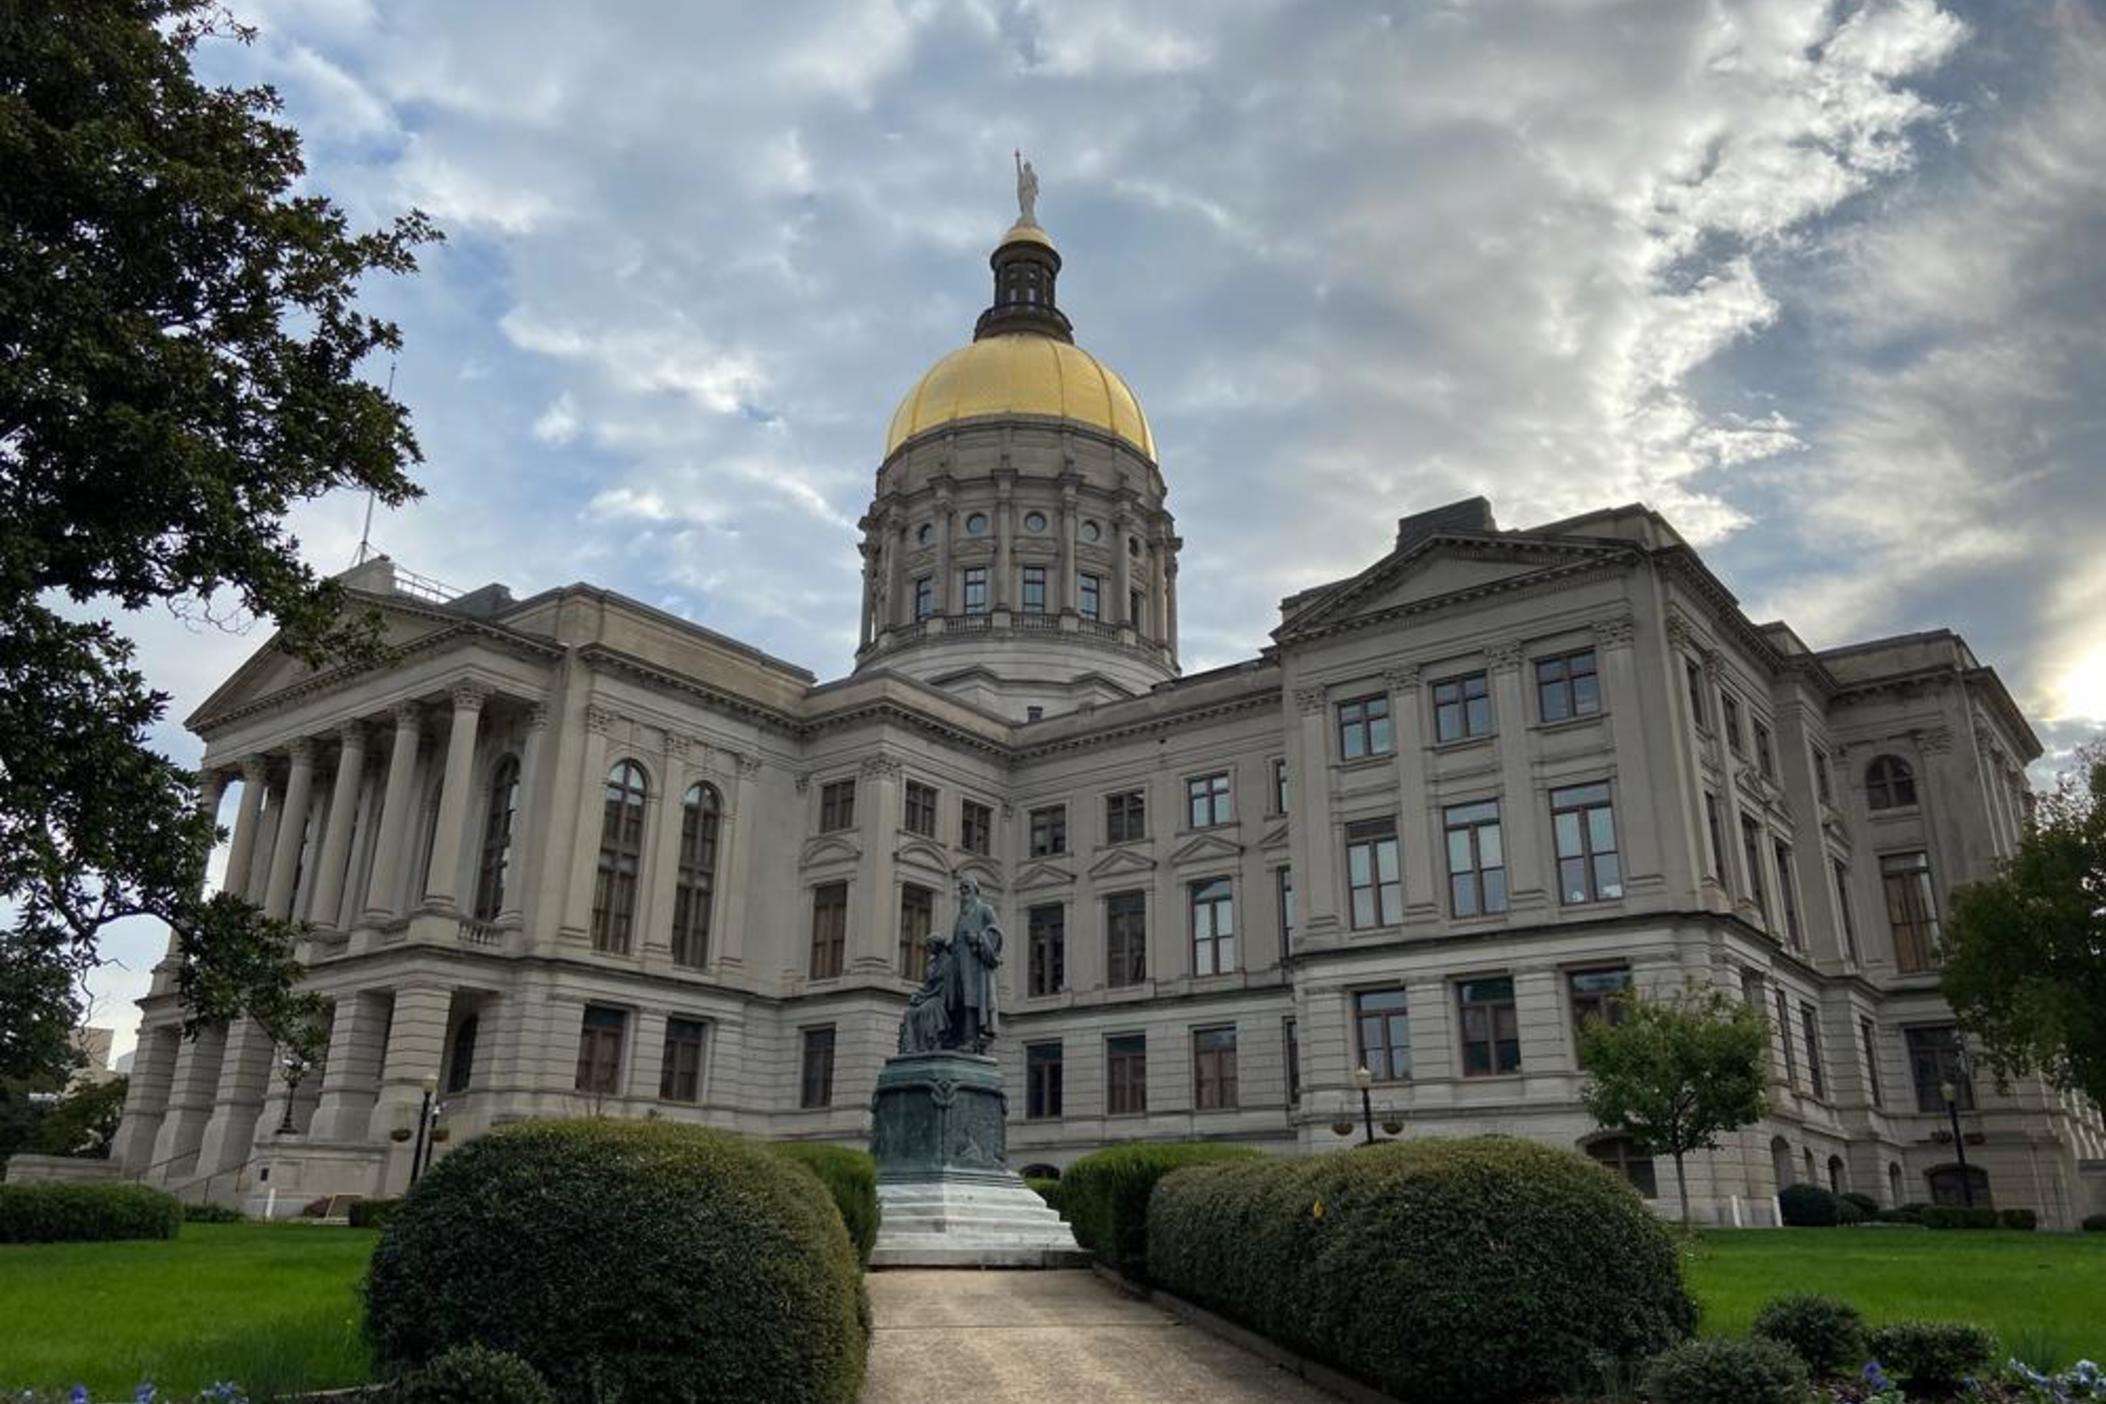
[194,1017,274,1176]
[307,722,369,932]
[361,703,426,926]
[501,702,552,927]
[421,684,488,912]
[309,989,391,1141]
[854,755,904,974]
[1486,641,1548,913]
[558,704,615,941]
[147,1024,226,1178]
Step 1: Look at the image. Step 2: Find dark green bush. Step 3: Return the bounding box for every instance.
[2084,1213,2106,1232]
[387,1343,554,1404]
[1867,1320,1998,1391]
[364,1119,867,1404]
[183,1202,245,1224]
[1779,1183,1841,1227]
[1062,1141,1262,1279]
[1025,1176,1062,1214]
[1147,1138,1696,1404]
[1998,1207,2038,1231]
[1642,1337,1808,1404]
[1882,1201,1928,1225]
[347,1196,403,1230]
[764,1141,878,1267]
[1922,1205,2000,1230]
[1837,1195,1868,1226]
[0,1181,182,1243]
[1841,1191,1880,1218]
[1751,1293,1865,1377]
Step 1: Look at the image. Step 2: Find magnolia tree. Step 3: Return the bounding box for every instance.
[1578,985,1770,1223]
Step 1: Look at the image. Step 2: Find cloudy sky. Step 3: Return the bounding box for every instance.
[81,0,2106,1054]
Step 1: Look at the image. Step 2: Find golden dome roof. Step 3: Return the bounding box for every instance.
[885,333,1156,461]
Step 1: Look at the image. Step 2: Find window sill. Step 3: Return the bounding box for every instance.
[1334,753,1396,771]
[1530,713,1607,734]
[1429,734,1496,754]
[1868,805,1923,821]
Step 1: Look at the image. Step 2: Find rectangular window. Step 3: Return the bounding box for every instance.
[1271,757,1288,815]
[1355,988,1411,1081]
[819,779,856,833]
[1705,792,1728,882]
[1190,877,1236,975]
[1754,721,1776,780]
[1021,565,1047,613]
[1801,1002,1825,1100]
[575,1007,625,1095]
[898,883,934,979]
[1741,816,1769,917]
[1775,989,1797,1087]
[1551,782,1622,903]
[1187,771,1232,829]
[1284,1017,1301,1104]
[913,576,933,621]
[1106,1033,1148,1115]
[1861,1017,1883,1108]
[1568,967,1633,1036]
[1684,658,1707,730]
[1028,805,1067,857]
[1105,789,1146,844]
[1883,851,1941,972]
[1337,693,1394,760]
[659,1017,706,1103]
[1027,904,1065,997]
[1106,891,1147,987]
[809,882,848,980]
[1813,747,1833,804]
[1276,867,1295,945]
[1193,1026,1238,1110]
[1444,801,1508,917]
[1535,648,1601,722]
[1458,977,1520,1076]
[800,1026,836,1109]
[961,565,988,614]
[1433,671,1493,742]
[1025,1041,1063,1119]
[960,799,992,856]
[1345,817,1403,929]
[1129,588,1144,630]
[903,780,938,838]
[1834,859,1860,964]
[1078,573,1102,621]
[1775,841,1803,950]
[1721,692,1744,754]
[1740,967,1765,1010]
[1907,1025,1972,1112]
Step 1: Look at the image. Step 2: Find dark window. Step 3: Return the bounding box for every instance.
[1705,792,1729,881]
[660,1017,706,1103]
[1813,747,1833,804]
[903,780,938,838]
[1882,850,1940,972]
[1552,782,1622,903]
[1346,817,1403,929]
[899,883,934,979]
[1105,789,1146,844]
[1078,573,1101,620]
[1277,867,1295,944]
[1741,816,1768,917]
[1187,772,1232,829]
[592,760,648,953]
[1867,754,1917,809]
[473,756,519,921]
[1021,565,1047,613]
[800,1026,836,1108]
[1028,805,1067,857]
[809,882,848,980]
[1907,1025,1972,1112]
[1129,588,1144,629]
[1927,1164,1990,1207]
[1337,693,1394,760]
[960,799,992,855]
[819,778,856,833]
[1025,1042,1063,1119]
[1106,892,1147,987]
[913,576,933,621]
[1684,659,1707,730]
[1861,1017,1883,1108]
[1535,649,1601,722]
[1835,860,1860,963]
[1721,693,1744,754]
[1433,672,1493,742]
[1444,801,1508,916]
[445,1015,479,1094]
[1027,904,1065,997]
[962,565,988,614]
[1775,990,1797,1086]
[1754,721,1776,779]
[1587,1135,1658,1198]
[1191,877,1236,975]
[575,1007,625,1095]
[1193,1026,1238,1110]
[1107,1034,1148,1115]
[1801,1003,1825,1100]
[1355,988,1410,1081]
[1569,967,1632,1038]
[1775,842,1802,950]
[1025,705,1044,722]
[1284,1017,1301,1104]
[672,783,722,969]
[1458,977,1520,1076]
[1271,758,1288,815]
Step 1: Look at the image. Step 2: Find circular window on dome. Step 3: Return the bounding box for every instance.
[916,523,932,545]
[1082,520,1102,544]
[966,512,989,537]
[1024,510,1048,534]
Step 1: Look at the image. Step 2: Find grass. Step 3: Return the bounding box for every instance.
[0,1222,379,1398]
[1687,1228,2106,1365]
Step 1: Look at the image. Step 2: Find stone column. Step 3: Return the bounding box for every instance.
[223,757,270,898]
[500,702,552,926]
[369,983,455,1187]
[559,705,615,939]
[422,685,488,912]
[1149,534,1169,644]
[111,1023,181,1171]
[1486,641,1547,911]
[885,513,908,630]
[1112,510,1133,626]
[1057,480,1078,612]
[857,527,877,650]
[262,740,318,918]
[1385,665,1438,922]
[195,1016,275,1175]
[640,734,690,958]
[1287,685,1340,947]
[336,767,381,932]
[1164,552,1180,657]
[1594,614,1662,889]
[934,486,955,614]
[147,1024,226,1177]
[361,703,425,926]
[714,754,762,973]
[853,755,902,974]
[309,990,391,1141]
[307,722,369,932]
[993,473,1015,610]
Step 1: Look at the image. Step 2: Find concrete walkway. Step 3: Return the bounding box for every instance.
[860,1269,1337,1404]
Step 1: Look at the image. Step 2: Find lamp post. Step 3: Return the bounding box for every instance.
[409,1074,438,1187]
[1354,1064,1375,1146]
[1940,1077,1974,1209]
[276,1050,309,1134]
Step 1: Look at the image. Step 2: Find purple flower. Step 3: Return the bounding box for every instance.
[1863,1359,1892,1392]
[69,1386,88,1404]
[133,1386,157,1404]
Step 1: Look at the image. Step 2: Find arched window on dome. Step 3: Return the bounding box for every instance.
[592,760,648,953]
[472,755,520,921]
[672,783,722,969]
[1866,754,1917,810]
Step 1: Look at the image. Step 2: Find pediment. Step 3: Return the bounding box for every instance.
[1258,819,1292,853]
[1013,860,1077,892]
[894,837,954,877]
[1086,846,1158,880]
[799,833,862,868]
[956,857,1005,894]
[1277,537,1625,642]
[1168,831,1244,866]
[186,594,479,730]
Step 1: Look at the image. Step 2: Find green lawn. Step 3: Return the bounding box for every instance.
[1687,1229,2106,1365]
[0,1223,378,1398]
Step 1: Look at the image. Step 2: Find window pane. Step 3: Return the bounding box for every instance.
[1554,812,1582,856]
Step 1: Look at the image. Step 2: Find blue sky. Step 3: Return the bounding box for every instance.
[82,0,2106,1055]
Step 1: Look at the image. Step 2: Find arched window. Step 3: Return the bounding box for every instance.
[1827,1155,1847,1195]
[473,756,520,921]
[1866,754,1917,810]
[1770,1136,1795,1191]
[1802,1148,1818,1186]
[445,1014,479,1094]
[1926,1164,1991,1208]
[671,782,722,969]
[1584,1135,1658,1199]
[592,760,648,953]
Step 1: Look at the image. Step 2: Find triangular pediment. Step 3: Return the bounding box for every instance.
[956,857,1005,894]
[894,837,954,878]
[1258,819,1292,853]
[1086,846,1158,880]
[1277,536,1628,642]
[1168,831,1244,866]
[799,833,862,868]
[1013,860,1077,891]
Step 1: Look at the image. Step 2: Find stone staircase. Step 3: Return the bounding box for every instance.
[870,1174,1088,1268]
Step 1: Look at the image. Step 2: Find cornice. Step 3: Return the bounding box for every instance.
[1012,684,1282,762]
[1273,542,1639,647]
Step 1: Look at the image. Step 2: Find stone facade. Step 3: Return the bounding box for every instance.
[110,217,2106,1227]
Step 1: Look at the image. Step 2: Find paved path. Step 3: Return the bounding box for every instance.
[860,1269,1336,1404]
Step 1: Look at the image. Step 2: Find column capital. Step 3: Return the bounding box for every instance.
[860,754,903,781]
[1484,639,1524,672]
[285,737,319,766]
[665,733,692,762]
[449,683,489,713]
[391,701,425,729]
[1383,663,1422,692]
[1293,685,1327,716]
[338,718,373,749]
[1591,613,1638,649]
[239,755,269,783]
[584,704,617,736]
[735,752,764,779]
[526,702,553,732]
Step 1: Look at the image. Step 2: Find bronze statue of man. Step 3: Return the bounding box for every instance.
[942,875,1002,1052]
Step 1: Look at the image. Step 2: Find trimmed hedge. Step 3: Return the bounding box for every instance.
[183,1202,245,1224]
[1998,1207,2038,1231]
[1025,1176,1062,1214]
[1643,1337,1808,1404]
[1062,1142,1262,1279]
[1146,1138,1696,1404]
[1778,1183,1841,1227]
[1841,1191,1880,1219]
[764,1141,878,1267]
[0,1181,183,1243]
[387,1343,554,1404]
[1751,1293,1865,1377]
[1922,1204,2001,1230]
[347,1197,404,1231]
[1866,1320,1998,1391]
[364,1119,867,1404]
[2084,1213,2106,1232]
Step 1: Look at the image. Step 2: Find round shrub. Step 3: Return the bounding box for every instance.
[183,1202,245,1224]
[1922,1204,2000,1230]
[763,1141,877,1266]
[1147,1137,1696,1404]
[1061,1141,1261,1279]
[347,1196,403,1231]
[1841,1191,1880,1219]
[0,1182,182,1243]
[1642,1337,1808,1404]
[1836,1195,1868,1226]
[1751,1293,1865,1377]
[1778,1183,1841,1227]
[364,1119,866,1404]
[1867,1319,1998,1391]
[387,1343,554,1404]
[1997,1207,2038,1231]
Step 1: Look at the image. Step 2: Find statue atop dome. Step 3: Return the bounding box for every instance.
[1014,150,1039,226]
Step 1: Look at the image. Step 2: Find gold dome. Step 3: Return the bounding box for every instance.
[885,333,1156,461]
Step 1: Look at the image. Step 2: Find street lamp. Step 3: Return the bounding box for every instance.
[1940,1077,1974,1209]
[1354,1064,1375,1146]
[409,1074,438,1186]
[276,1050,309,1134]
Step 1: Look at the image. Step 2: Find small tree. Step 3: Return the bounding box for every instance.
[1942,743,2106,1108]
[1579,984,1770,1222]
[34,1074,130,1157]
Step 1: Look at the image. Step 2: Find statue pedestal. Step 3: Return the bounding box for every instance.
[868,1052,1085,1268]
